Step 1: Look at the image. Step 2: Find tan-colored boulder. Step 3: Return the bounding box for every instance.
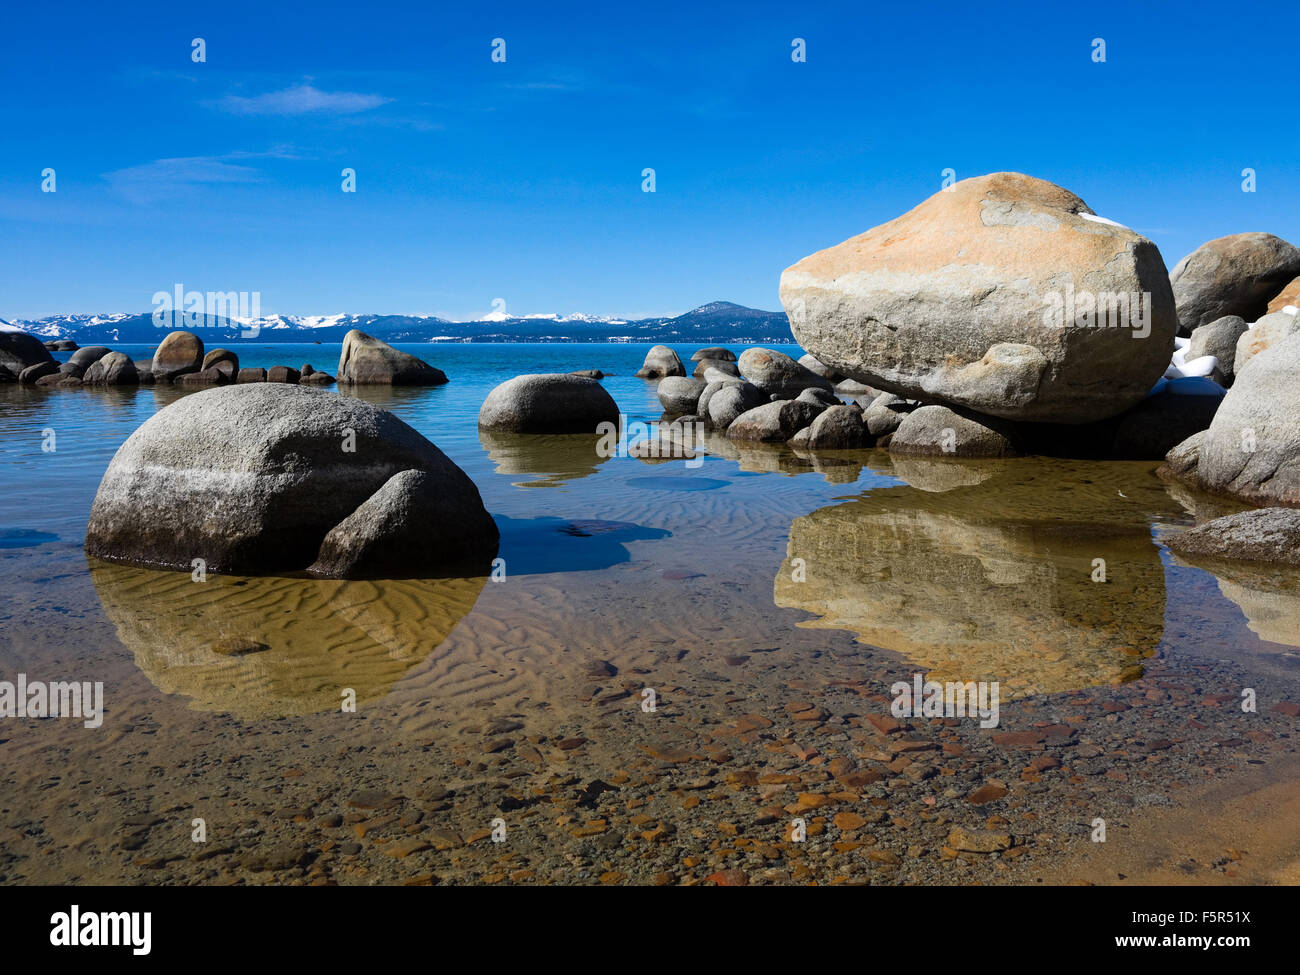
[151,330,204,380]
[1235,310,1300,374]
[779,172,1177,423]
[1266,275,1300,314]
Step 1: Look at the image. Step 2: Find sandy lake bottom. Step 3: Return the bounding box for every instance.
[1,343,1298,885]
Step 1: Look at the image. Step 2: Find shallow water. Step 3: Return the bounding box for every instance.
[1,342,1298,885]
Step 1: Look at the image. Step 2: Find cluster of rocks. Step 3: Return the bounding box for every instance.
[0,329,337,389]
[1,327,453,390]
[85,384,497,579]
[676,172,1300,464]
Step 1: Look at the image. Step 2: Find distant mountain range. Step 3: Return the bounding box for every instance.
[0,301,795,345]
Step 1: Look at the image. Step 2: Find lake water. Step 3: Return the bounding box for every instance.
[1,341,1298,885]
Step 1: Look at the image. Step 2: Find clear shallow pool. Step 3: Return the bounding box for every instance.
[1,342,1298,885]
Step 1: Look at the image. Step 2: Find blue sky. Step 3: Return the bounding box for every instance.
[2,0,1296,321]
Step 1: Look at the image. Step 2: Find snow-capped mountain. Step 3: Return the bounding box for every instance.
[0,302,793,345]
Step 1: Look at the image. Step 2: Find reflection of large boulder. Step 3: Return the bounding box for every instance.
[774,467,1171,696]
[90,562,485,718]
[478,430,610,487]
[86,384,496,577]
[780,172,1176,423]
[1165,536,1300,650]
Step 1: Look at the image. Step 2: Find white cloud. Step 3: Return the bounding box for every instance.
[102,155,263,203]
[215,84,391,116]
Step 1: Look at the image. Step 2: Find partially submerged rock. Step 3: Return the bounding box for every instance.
[83,351,140,386]
[635,345,685,379]
[657,376,707,415]
[706,382,766,431]
[202,348,240,381]
[889,405,1020,458]
[726,399,823,442]
[0,330,55,375]
[337,329,448,385]
[478,373,620,434]
[85,384,497,578]
[805,404,869,449]
[1166,507,1300,566]
[738,347,834,397]
[152,331,204,380]
[691,347,736,362]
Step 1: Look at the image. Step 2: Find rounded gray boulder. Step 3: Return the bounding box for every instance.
[738,347,834,397]
[478,373,620,434]
[889,405,1020,458]
[657,376,707,415]
[85,384,497,578]
[1170,233,1300,335]
[636,345,685,379]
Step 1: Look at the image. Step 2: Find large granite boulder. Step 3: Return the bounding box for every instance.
[1170,233,1300,334]
[0,329,55,375]
[152,331,204,380]
[337,330,447,385]
[1171,329,1300,505]
[779,172,1177,423]
[478,373,620,434]
[85,384,496,577]
[635,345,685,379]
[738,348,834,397]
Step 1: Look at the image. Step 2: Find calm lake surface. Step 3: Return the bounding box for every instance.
[1,342,1298,885]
